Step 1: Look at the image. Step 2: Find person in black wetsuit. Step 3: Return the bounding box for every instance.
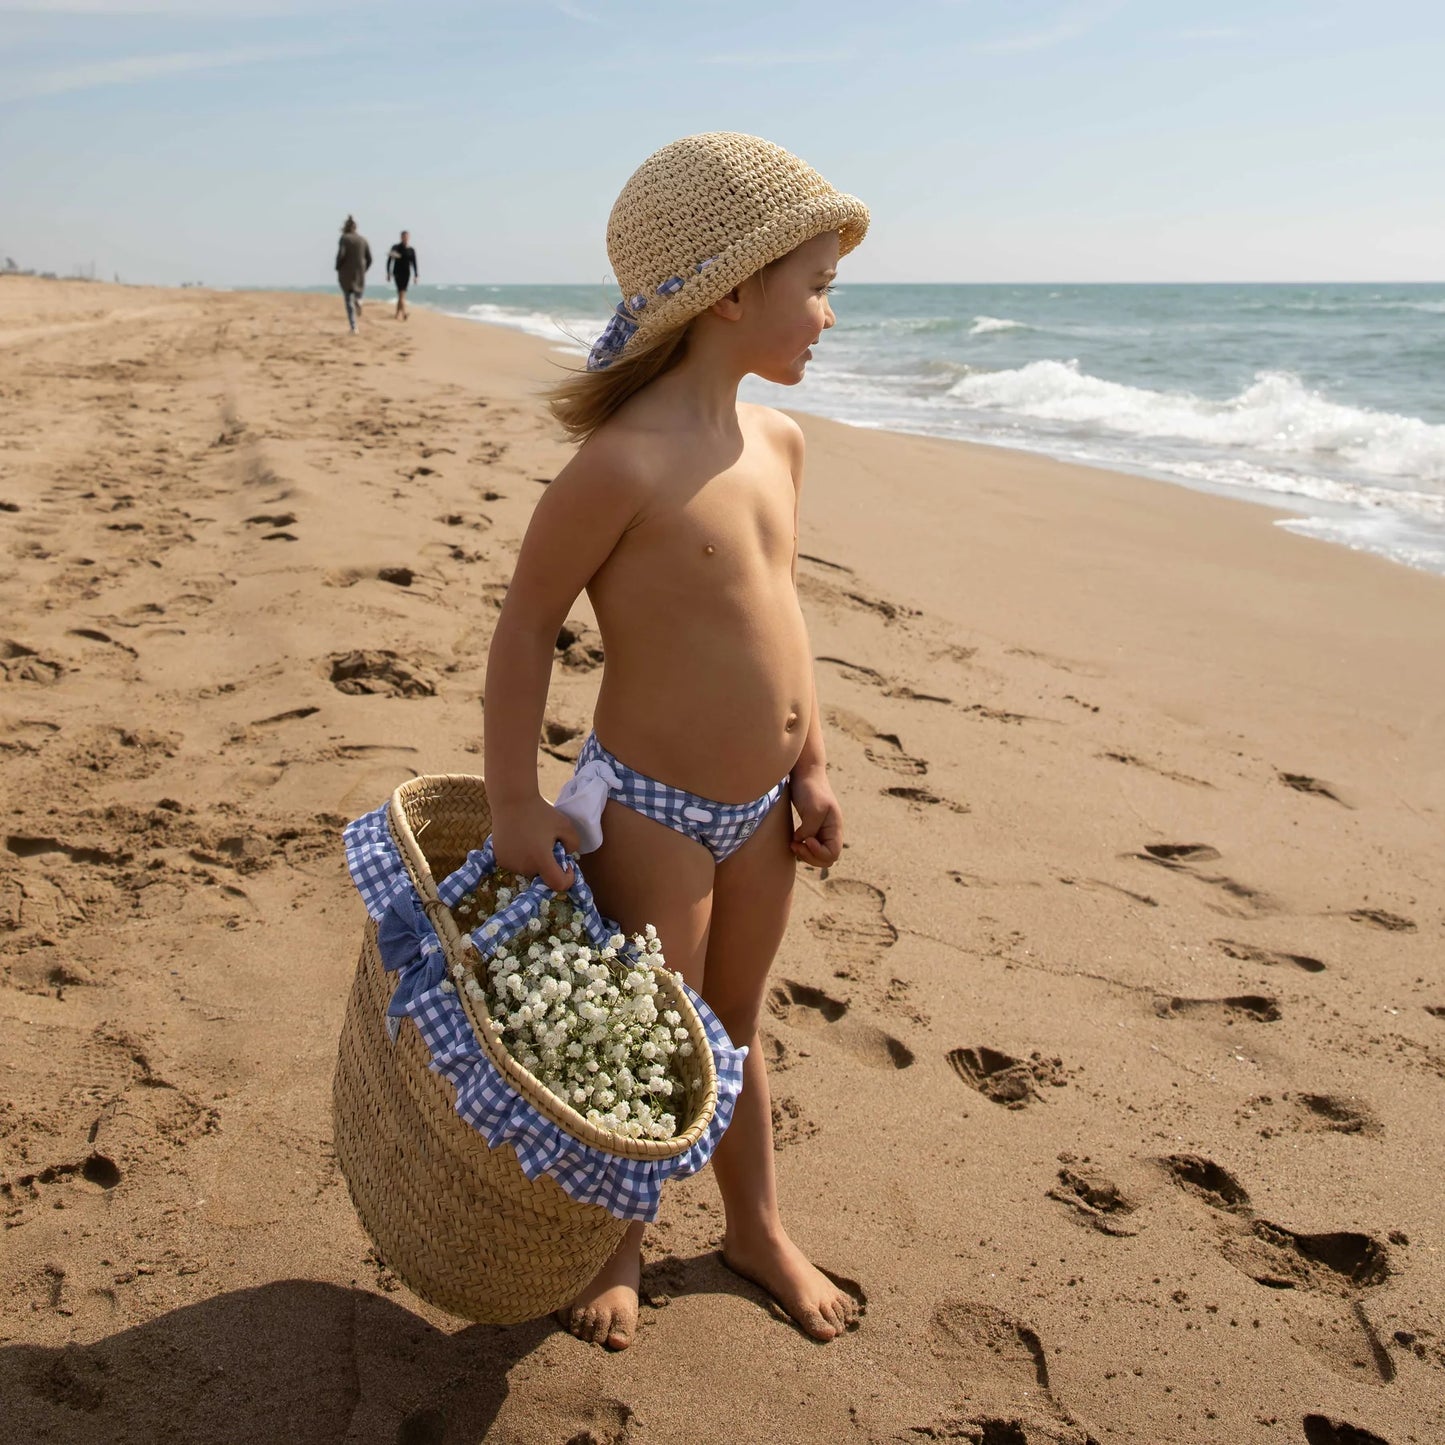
[386,231,419,320]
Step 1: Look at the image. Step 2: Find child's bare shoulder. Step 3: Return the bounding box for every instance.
[552,413,664,506]
[741,403,805,475]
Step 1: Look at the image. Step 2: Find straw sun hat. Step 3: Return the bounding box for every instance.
[587,131,869,370]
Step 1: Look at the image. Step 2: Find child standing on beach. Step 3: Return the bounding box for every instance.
[484,133,868,1350]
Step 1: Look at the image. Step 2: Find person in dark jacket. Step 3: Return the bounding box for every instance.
[386,230,419,320]
[335,216,372,332]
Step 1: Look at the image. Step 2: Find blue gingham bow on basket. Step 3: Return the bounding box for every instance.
[342,800,747,1221]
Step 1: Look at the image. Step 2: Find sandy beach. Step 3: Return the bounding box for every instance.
[2,278,1442,1445]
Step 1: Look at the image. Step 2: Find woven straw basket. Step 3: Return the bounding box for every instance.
[332,773,721,1324]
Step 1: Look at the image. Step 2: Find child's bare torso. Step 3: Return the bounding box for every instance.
[587,404,811,803]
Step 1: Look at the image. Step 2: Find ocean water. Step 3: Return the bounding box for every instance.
[408,282,1445,576]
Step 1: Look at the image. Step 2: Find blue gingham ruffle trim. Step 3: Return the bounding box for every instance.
[586,255,718,371]
[342,801,747,1222]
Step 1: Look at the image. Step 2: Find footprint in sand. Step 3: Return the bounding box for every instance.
[1,641,65,685]
[770,1095,820,1149]
[0,717,59,755]
[1215,937,1326,973]
[882,785,970,813]
[1162,1156,1390,1290]
[326,650,436,699]
[816,655,952,705]
[767,979,914,1070]
[864,732,927,775]
[556,620,604,672]
[758,1030,796,1074]
[553,1398,635,1445]
[1132,842,1279,917]
[1160,1153,1253,1213]
[1,1024,218,1227]
[961,702,1034,726]
[1238,1092,1381,1139]
[1141,842,1219,863]
[805,878,897,971]
[1160,1154,1396,1382]
[1098,750,1213,788]
[55,725,179,780]
[921,1299,1095,1444]
[1004,645,1106,679]
[1279,772,1353,806]
[946,1046,1070,1108]
[1153,993,1281,1023]
[67,628,137,659]
[1302,1418,1393,1445]
[1046,1161,1139,1237]
[796,571,916,625]
[822,707,928,775]
[1344,908,1416,933]
[798,551,851,574]
[324,564,416,589]
[1222,1222,1390,1297]
[540,717,586,764]
[436,510,491,532]
[1057,875,1158,907]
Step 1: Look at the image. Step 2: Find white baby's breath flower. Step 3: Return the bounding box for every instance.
[451,874,692,1142]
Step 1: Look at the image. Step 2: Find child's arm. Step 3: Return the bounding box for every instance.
[484,441,644,890]
[775,412,844,870]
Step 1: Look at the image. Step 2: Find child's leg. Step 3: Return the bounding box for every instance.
[703,792,860,1340]
[557,799,715,1349]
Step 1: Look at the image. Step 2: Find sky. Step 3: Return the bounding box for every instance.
[1,0,1443,287]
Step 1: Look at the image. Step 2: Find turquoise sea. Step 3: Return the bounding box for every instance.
[401,282,1445,576]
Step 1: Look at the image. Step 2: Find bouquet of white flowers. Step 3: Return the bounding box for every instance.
[449,869,697,1141]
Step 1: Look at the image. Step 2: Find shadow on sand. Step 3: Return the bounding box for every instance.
[0,1279,550,1445]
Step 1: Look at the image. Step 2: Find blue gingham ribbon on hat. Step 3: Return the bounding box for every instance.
[342,800,746,1221]
[586,256,718,371]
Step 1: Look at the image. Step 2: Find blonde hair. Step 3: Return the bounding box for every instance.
[547,325,690,443]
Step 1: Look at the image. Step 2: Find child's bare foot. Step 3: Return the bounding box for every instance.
[722,1227,859,1340]
[557,1225,641,1349]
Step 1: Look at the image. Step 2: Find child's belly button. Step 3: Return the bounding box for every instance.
[784,711,800,732]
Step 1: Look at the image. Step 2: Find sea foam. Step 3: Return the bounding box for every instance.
[946,361,1445,484]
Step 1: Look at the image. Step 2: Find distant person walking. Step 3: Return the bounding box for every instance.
[335,216,372,332]
[387,231,419,320]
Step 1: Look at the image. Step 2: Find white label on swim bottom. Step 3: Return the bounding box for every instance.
[682,806,714,824]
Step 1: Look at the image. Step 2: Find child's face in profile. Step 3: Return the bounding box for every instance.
[737,230,841,386]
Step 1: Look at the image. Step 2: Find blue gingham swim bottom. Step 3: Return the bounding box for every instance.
[555,732,788,864]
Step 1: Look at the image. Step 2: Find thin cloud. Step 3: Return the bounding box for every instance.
[0,42,337,101]
[972,1,1125,55]
[703,48,855,67]
[553,0,602,22]
[0,1,320,11]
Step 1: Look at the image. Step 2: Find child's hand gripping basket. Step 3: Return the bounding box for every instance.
[333,774,745,1325]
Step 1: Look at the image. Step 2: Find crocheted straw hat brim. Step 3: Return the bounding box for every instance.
[594,132,869,366]
[627,190,867,349]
